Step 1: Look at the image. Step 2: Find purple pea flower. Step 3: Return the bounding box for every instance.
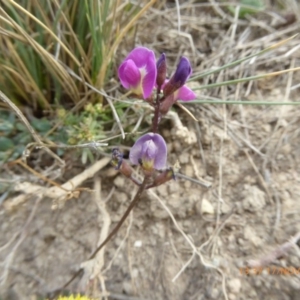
[160,80,196,114]
[118,47,157,99]
[129,133,167,171]
[163,56,192,97]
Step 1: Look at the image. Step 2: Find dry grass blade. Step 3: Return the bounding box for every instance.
[4,0,83,69]
[97,0,157,88]
[1,8,81,103]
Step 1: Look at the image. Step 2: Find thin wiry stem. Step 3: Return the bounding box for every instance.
[50,176,149,298]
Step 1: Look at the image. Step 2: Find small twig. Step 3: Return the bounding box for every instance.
[33,140,108,150]
[175,172,212,188]
[176,102,198,121]
[4,157,111,211]
[50,176,149,298]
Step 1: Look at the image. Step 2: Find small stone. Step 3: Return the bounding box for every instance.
[206,226,214,235]
[262,124,271,133]
[281,143,291,155]
[179,152,190,164]
[184,180,192,189]
[162,129,171,138]
[244,225,262,246]
[184,165,194,177]
[157,184,168,197]
[131,268,139,278]
[210,288,219,299]
[237,238,245,245]
[114,176,125,188]
[228,278,242,294]
[168,182,180,194]
[117,192,128,203]
[242,185,266,212]
[123,281,133,295]
[201,198,214,214]
[228,293,236,300]
[134,240,142,247]
[173,141,182,152]
[221,201,231,214]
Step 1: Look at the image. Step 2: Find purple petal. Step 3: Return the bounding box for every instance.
[163,57,192,98]
[141,50,157,98]
[152,133,167,169]
[129,133,152,165]
[129,133,167,170]
[118,59,141,89]
[173,57,192,85]
[175,85,196,101]
[118,47,157,99]
[141,140,157,161]
[125,47,156,68]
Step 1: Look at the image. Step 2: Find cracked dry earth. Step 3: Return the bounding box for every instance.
[1,94,300,300]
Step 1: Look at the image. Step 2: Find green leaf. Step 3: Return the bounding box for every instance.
[31,118,52,132]
[0,137,14,151]
[0,119,14,133]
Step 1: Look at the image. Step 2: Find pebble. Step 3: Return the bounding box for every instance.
[114,176,125,188]
[179,152,190,164]
[228,278,242,294]
[242,185,266,212]
[201,198,215,214]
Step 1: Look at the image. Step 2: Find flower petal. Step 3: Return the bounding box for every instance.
[129,133,167,170]
[118,47,157,99]
[175,85,196,101]
[141,50,157,98]
[125,47,155,68]
[163,57,192,97]
[172,57,192,85]
[129,133,153,165]
[152,134,167,169]
[118,59,141,89]
[141,140,157,161]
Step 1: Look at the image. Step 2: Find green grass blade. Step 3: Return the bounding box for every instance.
[193,66,300,90]
[184,100,300,105]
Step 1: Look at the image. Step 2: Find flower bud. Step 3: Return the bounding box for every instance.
[163,56,191,97]
[156,53,167,88]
